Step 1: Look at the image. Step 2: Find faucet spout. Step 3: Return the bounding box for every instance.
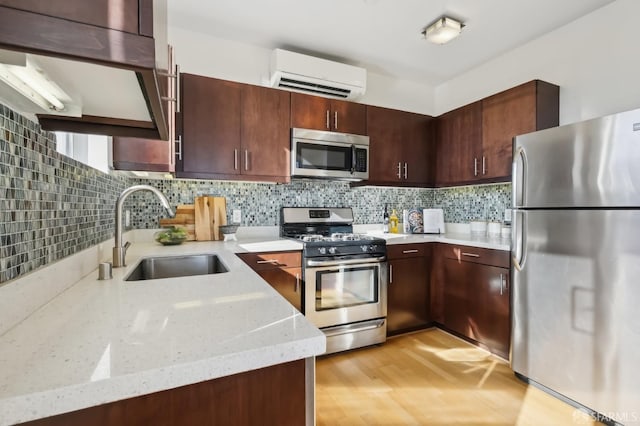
[113,185,174,268]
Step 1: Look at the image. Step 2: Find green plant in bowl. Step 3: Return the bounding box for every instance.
[154,226,188,245]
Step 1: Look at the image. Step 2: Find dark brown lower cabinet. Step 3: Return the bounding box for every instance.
[442,258,510,358]
[386,244,431,336]
[21,360,306,426]
[256,267,302,312]
[236,251,303,312]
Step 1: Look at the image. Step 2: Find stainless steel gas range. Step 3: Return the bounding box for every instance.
[281,207,388,354]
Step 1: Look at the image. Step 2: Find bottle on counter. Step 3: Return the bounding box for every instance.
[383,204,389,233]
[389,209,399,233]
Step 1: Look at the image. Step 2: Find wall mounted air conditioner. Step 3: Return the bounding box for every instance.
[269,49,366,101]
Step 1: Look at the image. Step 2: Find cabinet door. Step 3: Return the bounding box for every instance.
[482,82,536,180]
[331,99,366,135]
[387,257,429,335]
[366,106,406,183]
[241,85,291,177]
[443,258,510,357]
[403,113,434,185]
[442,258,476,338]
[257,267,302,312]
[290,92,331,132]
[481,80,559,181]
[482,267,510,359]
[111,137,173,172]
[435,102,482,186]
[180,74,241,176]
[0,0,142,34]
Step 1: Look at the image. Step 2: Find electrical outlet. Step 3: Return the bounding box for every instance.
[504,208,512,223]
[232,209,242,224]
[125,210,131,227]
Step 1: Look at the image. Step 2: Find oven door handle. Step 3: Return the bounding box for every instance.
[306,256,386,267]
[322,319,386,338]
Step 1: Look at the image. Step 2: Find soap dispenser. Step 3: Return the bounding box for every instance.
[389,209,399,233]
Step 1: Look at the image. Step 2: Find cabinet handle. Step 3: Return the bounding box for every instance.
[474,158,478,176]
[234,149,238,170]
[397,162,402,179]
[326,110,330,129]
[334,111,338,129]
[402,249,419,254]
[256,259,279,264]
[482,156,486,175]
[244,150,249,171]
[389,264,393,284]
[175,64,180,113]
[404,162,408,179]
[500,273,504,295]
[295,272,300,293]
[462,252,480,258]
[175,135,182,161]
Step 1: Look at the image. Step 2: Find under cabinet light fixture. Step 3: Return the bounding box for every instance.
[422,16,464,44]
[0,61,65,112]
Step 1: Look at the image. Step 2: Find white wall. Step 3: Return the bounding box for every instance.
[434,0,640,124]
[169,26,435,115]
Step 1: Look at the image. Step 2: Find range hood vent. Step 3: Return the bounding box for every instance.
[270,49,366,101]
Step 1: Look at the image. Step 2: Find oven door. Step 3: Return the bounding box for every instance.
[304,257,387,329]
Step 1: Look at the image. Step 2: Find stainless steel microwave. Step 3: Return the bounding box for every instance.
[291,128,370,181]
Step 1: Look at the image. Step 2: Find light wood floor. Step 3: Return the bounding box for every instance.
[316,328,600,426]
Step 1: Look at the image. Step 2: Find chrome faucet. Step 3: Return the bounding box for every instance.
[113,185,175,267]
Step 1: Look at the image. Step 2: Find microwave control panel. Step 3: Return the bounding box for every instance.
[355,149,367,172]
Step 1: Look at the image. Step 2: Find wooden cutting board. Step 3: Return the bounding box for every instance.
[158,204,196,240]
[194,196,227,241]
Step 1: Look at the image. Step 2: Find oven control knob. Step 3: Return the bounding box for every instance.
[361,245,369,252]
[318,247,327,255]
[328,247,337,254]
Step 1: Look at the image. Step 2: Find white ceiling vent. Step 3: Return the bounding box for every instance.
[269,49,366,101]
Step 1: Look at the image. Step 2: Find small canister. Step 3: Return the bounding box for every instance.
[98,262,113,280]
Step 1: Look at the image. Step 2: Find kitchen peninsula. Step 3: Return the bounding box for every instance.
[0,238,324,426]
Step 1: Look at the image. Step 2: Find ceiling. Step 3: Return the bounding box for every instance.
[168,0,614,87]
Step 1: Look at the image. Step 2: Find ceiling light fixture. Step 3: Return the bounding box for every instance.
[0,61,65,112]
[422,16,464,45]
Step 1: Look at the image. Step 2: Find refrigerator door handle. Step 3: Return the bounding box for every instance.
[512,210,527,272]
[513,146,528,207]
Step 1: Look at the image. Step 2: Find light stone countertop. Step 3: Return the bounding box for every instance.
[366,232,511,251]
[0,226,508,424]
[0,240,323,426]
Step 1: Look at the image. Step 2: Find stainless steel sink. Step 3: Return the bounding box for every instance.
[125,254,228,281]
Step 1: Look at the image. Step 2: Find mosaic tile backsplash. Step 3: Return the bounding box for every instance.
[128,179,511,228]
[433,184,511,223]
[128,179,434,227]
[0,104,127,284]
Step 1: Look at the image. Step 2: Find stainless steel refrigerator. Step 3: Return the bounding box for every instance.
[511,107,640,423]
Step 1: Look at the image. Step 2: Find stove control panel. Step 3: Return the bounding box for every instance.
[303,242,386,258]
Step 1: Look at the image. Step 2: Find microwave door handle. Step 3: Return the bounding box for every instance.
[351,145,356,174]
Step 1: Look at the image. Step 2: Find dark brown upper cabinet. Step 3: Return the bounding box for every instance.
[111,44,177,174]
[481,80,559,181]
[0,0,171,140]
[366,105,434,186]
[176,74,291,182]
[435,102,482,186]
[435,80,559,186]
[291,92,366,135]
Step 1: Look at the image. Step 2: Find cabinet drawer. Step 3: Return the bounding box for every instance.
[387,243,427,259]
[441,244,509,268]
[237,251,302,270]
